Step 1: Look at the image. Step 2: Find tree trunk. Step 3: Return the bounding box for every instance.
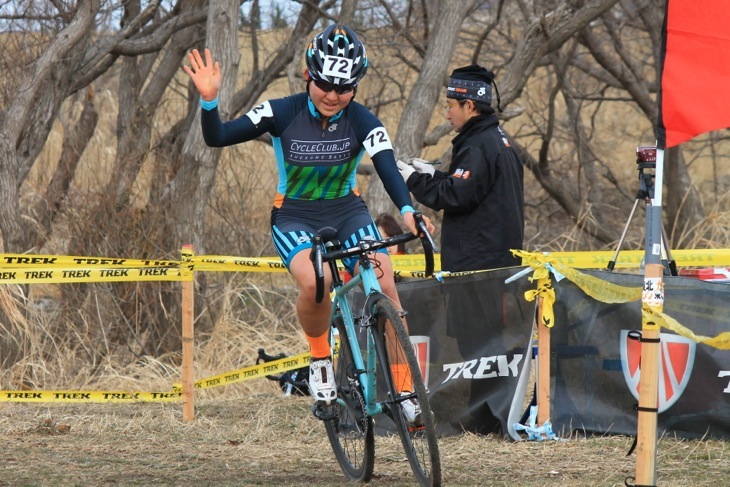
[368,1,476,217]
[28,87,99,251]
[171,0,241,254]
[0,0,99,253]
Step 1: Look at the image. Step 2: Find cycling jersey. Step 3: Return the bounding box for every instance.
[201,92,411,209]
[201,92,410,268]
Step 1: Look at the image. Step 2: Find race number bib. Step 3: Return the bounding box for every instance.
[321,55,354,80]
[245,101,273,125]
[363,127,393,156]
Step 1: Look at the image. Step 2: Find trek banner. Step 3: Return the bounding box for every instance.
[550,270,730,440]
[395,268,536,439]
[395,268,729,440]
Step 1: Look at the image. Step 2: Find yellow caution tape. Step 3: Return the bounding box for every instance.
[0,347,348,403]
[189,254,442,274]
[172,352,311,391]
[643,306,730,350]
[524,278,556,328]
[0,267,191,284]
[190,255,289,273]
[513,250,729,349]
[547,248,730,269]
[0,390,183,403]
[0,353,313,403]
[0,254,181,268]
[2,248,730,277]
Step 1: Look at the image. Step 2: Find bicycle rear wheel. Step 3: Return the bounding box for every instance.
[370,296,441,486]
[324,316,374,482]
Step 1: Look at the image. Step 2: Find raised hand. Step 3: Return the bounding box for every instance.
[182,48,221,102]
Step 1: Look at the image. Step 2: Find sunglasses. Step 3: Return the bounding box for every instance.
[313,79,356,95]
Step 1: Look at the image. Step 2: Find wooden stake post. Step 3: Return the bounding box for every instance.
[181,244,195,422]
[634,152,665,486]
[634,262,663,486]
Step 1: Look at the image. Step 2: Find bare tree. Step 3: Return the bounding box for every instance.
[0,0,99,253]
[367,0,478,217]
[2,0,724,371]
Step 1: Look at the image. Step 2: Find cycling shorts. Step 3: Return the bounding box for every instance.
[271,192,387,273]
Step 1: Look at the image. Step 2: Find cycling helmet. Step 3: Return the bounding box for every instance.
[306,24,368,86]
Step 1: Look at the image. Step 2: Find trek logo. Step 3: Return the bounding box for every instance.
[441,353,523,383]
[620,330,696,412]
[409,335,430,388]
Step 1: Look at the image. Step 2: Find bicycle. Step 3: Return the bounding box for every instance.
[310,212,441,486]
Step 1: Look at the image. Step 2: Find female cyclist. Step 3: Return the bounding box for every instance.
[183,24,433,421]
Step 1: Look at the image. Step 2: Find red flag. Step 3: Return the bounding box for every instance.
[657,0,730,148]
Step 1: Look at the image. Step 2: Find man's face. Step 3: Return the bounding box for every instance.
[444,98,474,132]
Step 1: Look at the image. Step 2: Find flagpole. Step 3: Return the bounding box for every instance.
[633,147,664,486]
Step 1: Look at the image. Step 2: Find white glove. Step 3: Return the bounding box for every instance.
[397,160,415,183]
[409,157,436,176]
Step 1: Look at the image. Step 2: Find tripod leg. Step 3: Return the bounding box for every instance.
[607,198,642,271]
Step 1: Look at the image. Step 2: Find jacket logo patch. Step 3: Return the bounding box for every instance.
[454,169,471,179]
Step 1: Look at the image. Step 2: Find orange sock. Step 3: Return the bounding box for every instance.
[305,329,331,359]
[391,363,413,393]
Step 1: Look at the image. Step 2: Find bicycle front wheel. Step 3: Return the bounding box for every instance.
[371,296,441,486]
[324,316,375,482]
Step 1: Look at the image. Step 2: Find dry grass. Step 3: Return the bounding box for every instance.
[0,395,726,486]
[0,274,727,486]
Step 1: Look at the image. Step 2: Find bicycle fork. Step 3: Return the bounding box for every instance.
[333,303,384,419]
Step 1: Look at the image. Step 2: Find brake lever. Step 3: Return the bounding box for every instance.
[412,212,437,277]
[413,211,439,252]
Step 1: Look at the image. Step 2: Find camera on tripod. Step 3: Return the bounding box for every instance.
[607,145,676,276]
[634,146,657,197]
[636,146,657,170]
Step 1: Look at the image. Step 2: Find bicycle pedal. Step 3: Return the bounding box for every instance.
[312,401,338,421]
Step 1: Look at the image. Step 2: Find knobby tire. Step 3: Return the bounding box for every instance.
[324,316,375,482]
[371,296,441,487]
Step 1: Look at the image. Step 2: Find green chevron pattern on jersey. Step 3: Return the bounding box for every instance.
[286,158,358,199]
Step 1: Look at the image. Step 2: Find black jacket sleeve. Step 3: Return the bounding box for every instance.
[406,144,496,214]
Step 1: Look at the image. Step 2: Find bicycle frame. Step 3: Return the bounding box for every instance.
[312,211,441,486]
[328,255,388,417]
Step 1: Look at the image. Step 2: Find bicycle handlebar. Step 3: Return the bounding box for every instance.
[310,212,437,303]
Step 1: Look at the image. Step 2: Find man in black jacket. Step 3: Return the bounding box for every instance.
[397,64,524,272]
[398,65,525,434]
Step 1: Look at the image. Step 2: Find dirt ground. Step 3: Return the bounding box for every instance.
[0,393,726,487]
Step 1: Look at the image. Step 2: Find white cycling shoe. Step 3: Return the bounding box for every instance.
[308,357,337,405]
[400,392,422,425]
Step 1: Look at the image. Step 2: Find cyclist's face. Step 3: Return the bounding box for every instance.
[307,73,355,118]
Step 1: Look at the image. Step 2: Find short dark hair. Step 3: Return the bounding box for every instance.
[375,213,406,254]
[472,100,494,116]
